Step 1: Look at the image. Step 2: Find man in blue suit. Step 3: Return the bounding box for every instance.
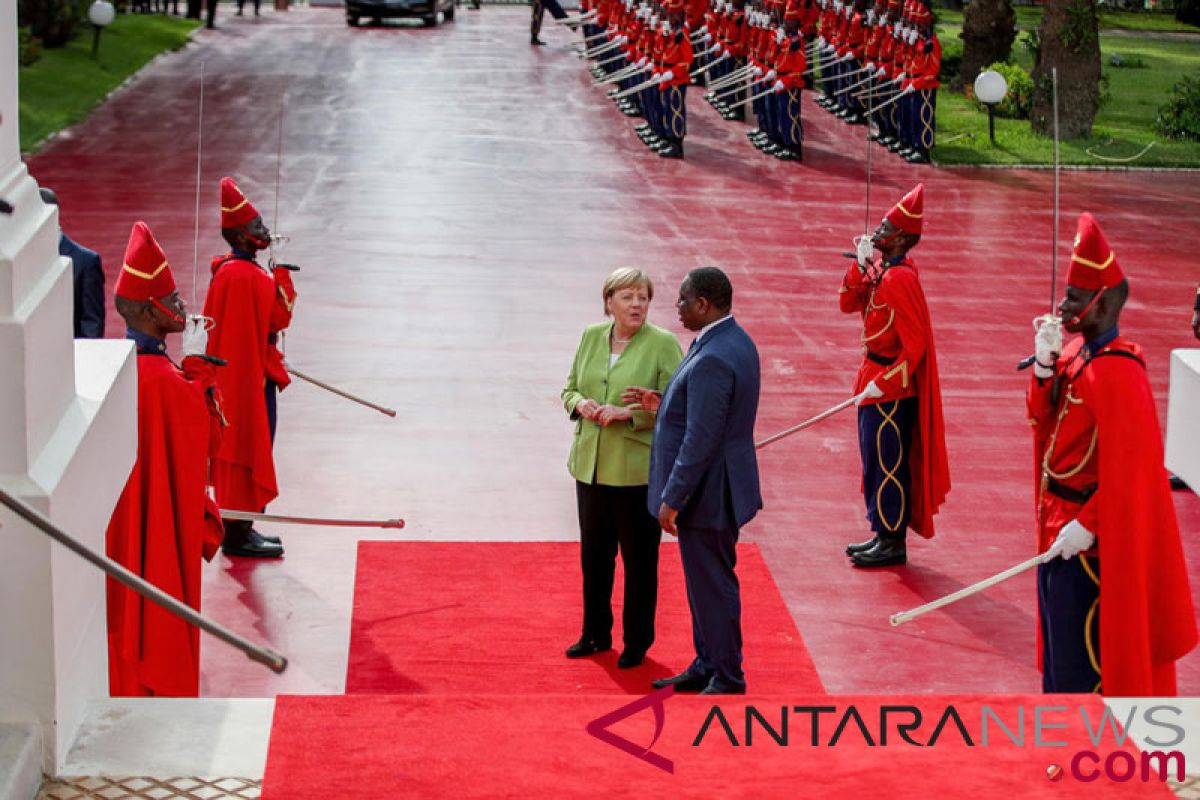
[632,267,762,695]
[41,188,105,339]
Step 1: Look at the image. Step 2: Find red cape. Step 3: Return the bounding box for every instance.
[881,264,951,538]
[204,255,283,512]
[106,354,224,697]
[1080,342,1197,695]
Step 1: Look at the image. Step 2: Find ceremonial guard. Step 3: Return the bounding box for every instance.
[896,3,939,163]
[1027,213,1196,695]
[656,0,694,158]
[711,0,748,120]
[833,0,867,124]
[106,222,226,697]
[203,177,296,558]
[749,1,805,160]
[838,184,949,567]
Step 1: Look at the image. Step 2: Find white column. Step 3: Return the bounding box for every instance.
[0,0,138,777]
[1165,349,1200,490]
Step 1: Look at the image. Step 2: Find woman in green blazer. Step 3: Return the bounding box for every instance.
[561,268,684,669]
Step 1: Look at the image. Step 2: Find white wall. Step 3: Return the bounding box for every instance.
[0,0,139,773]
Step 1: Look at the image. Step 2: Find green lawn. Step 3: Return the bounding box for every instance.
[929,29,1200,166]
[19,13,199,152]
[934,6,1200,33]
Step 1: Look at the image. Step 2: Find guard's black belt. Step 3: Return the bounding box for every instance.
[865,349,895,367]
[1045,477,1097,505]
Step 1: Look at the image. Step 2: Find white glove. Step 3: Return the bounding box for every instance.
[907,28,917,44]
[637,56,648,66]
[854,233,874,267]
[876,65,887,78]
[182,315,208,357]
[765,68,776,81]
[839,51,855,62]
[660,70,674,82]
[894,71,906,82]
[751,65,764,77]
[775,27,785,42]
[1044,520,1096,562]
[772,78,785,92]
[864,61,875,71]
[902,82,915,94]
[854,381,884,406]
[817,35,826,47]
[703,31,713,42]
[1033,317,1063,379]
[866,10,875,24]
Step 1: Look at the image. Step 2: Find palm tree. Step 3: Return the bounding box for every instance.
[1030,0,1101,138]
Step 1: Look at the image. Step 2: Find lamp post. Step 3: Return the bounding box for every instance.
[974,69,1008,147]
[88,1,116,58]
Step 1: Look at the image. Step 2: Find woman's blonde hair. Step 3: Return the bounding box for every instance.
[602,267,654,315]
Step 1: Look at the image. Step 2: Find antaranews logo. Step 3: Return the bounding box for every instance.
[586,694,1189,783]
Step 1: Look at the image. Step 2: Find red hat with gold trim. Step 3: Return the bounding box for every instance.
[784,0,801,21]
[884,183,924,235]
[886,0,900,13]
[220,176,261,229]
[1066,212,1124,291]
[114,221,176,302]
[911,2,930,24]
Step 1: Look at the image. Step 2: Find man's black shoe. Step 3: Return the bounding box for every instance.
[531,37,547,45]
[565,638,611,658]
[851,538,906,568]
[651,671,711,692]
[700,681,747,695]
[617,649,646,669]
[775,148,801,161]
[906,150,931,164]
[846,535,879,556]
[658,144,684,159]
[1170,474,1189,491]
[222,538,284,559]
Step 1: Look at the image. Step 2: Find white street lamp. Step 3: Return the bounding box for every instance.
[88,1,116,58]
[974,69,1009,146]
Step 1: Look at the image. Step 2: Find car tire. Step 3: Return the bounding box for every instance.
[346,13,360,25]
[445,3,454,20]
[422,13,437,25]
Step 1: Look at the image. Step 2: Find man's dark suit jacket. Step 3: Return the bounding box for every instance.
[61,233,105,338]
[648,317,762,530]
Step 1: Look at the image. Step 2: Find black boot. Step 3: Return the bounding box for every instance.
[845,535,879,556]
[851,537,906,568]
[222,520,284,558]
[657,137,684,158]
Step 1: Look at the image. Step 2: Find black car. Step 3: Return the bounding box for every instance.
[346,0,455,27]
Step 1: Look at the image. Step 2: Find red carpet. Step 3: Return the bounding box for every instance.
[263,693,1174,798]
[26,8,1200,698]
[346,541,824,695]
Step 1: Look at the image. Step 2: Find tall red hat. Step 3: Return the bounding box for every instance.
[911,3,930,24]
[114,222,177,302]
[784,0,801,20]
[886,0,900,13]
[1066,212,1125,291]
[884,183,924,235]
[220,176,261,229]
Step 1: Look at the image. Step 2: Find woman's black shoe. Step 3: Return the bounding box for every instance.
[565,638,611,658]
[617,650,646,669]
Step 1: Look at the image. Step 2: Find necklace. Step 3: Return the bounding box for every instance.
[612,330,634,345]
